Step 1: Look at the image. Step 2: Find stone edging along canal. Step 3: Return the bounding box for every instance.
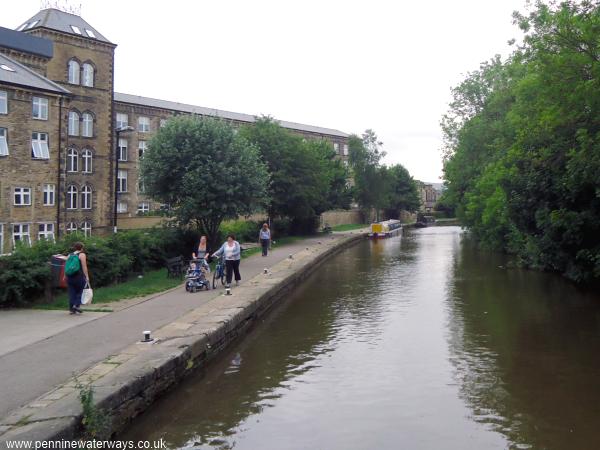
[0,232,366,444]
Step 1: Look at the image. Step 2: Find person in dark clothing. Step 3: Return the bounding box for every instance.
[64,242,90,314]
[259,223,271,256]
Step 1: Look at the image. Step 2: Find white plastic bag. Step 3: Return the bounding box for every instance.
[81,282,93,305]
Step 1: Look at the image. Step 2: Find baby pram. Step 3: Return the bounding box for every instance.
[185,258,211,292]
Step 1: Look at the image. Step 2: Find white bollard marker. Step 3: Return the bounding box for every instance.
[142,330,152,342]
[225,288,232,295]
[264,268,268,274]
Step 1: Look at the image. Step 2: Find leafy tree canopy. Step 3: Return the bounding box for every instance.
[141,116,270,247]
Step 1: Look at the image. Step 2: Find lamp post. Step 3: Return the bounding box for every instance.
[114,125,134,233]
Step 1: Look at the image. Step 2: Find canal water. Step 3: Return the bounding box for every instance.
[121,227,600,449]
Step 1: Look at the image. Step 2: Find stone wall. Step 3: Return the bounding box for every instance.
[320,209,363,228]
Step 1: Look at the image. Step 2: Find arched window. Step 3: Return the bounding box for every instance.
[66,222,77,234]
[82,112,94,137]
[68,111,80,136]
[81,185,92,209]
[82,148,93,173]
[68,59,80,84]
[67,147,78,172]
[82,63,94,87]
[81,221,92,237]
[66,185,78,209]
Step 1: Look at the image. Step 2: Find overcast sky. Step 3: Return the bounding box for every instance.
[6,0,527,182]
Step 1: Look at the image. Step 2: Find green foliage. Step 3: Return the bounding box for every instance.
[348,130,420,219]
[442,1,600,282]
[219,219,262,243]
[239,117,351,226]
[76,380,109,440]
[141,116,270,248]
[0,228,192,307]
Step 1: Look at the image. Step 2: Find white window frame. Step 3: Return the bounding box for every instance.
[70,25,82,35]
[333,142,339,153]
[138,116,150,132]
[138,140,147,159]
[67,147,78,172]
[0,128,8,156]
[82,63,94,87]
[82,148,93,173]
[14,187,31,206]
[0,90,7,114]
[68,60,80,84]
[81,221,92,237]
[117,201,128,213]
[159,118,167,128]
[118,138,128,161]
[117,170,127,193]
[137,202,150,213]
[12,223,31,247]
[38,223,55,241]
[32,97,48,120]
[67,185,78,210]
[66,222,77,234]
[68,111,80,136]
[81,185,92,210]
[32,132,49,159]
[82,112,93,137]
[116,113,128,129]
[43,184,55,206]
[343,144,349,156]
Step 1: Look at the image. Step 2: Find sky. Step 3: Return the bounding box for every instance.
[5,0,527,182]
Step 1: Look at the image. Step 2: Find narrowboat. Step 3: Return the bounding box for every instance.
[368,219,402,238]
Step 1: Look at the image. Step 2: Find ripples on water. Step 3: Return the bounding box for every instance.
[121,227,600,450]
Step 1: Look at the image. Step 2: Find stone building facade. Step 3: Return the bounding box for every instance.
[0,8,349,254]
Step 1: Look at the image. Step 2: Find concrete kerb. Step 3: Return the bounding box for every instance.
[0,232,365,445]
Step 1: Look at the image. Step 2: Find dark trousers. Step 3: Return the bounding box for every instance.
[261,239,270,256]
[225,259,241,284]
[67,273,86,310]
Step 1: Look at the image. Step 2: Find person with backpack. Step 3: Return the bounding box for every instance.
[63,242,90,314]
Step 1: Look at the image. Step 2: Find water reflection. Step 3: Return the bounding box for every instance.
[122,236,411,449]
[121,228,600,450]
[446,236,600,450]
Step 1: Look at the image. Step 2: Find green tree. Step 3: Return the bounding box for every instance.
[141,116,270,248]
[239,117,350,230]
[442,0,600,282]
[383,164,421,218]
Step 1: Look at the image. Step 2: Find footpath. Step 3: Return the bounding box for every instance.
[0,230,366,445]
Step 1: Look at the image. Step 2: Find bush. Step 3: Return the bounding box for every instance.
[0,228,191,308]
[219,219,262,243]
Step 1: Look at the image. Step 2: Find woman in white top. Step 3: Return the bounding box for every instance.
[212,234,242,287]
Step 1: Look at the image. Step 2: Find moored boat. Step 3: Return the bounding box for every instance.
[368,219,402,238]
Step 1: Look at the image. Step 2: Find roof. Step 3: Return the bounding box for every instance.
[114,92,349,138]
[0,53,70,94]
[16,8,112,45]
[0,26,53,58]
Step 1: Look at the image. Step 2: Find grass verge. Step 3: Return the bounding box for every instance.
[35,268,182,311]
[37,236,310,310]
[331,223,367,232]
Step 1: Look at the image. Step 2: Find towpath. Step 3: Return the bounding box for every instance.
[0,233,356,420]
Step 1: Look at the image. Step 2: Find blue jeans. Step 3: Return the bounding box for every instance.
[261,239,270,256]
[67,273,86,310]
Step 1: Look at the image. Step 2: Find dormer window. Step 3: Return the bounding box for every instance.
[70,25,82,35]
[27,20,39,29]
[85,29,96,38]
[17,23,28,31]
